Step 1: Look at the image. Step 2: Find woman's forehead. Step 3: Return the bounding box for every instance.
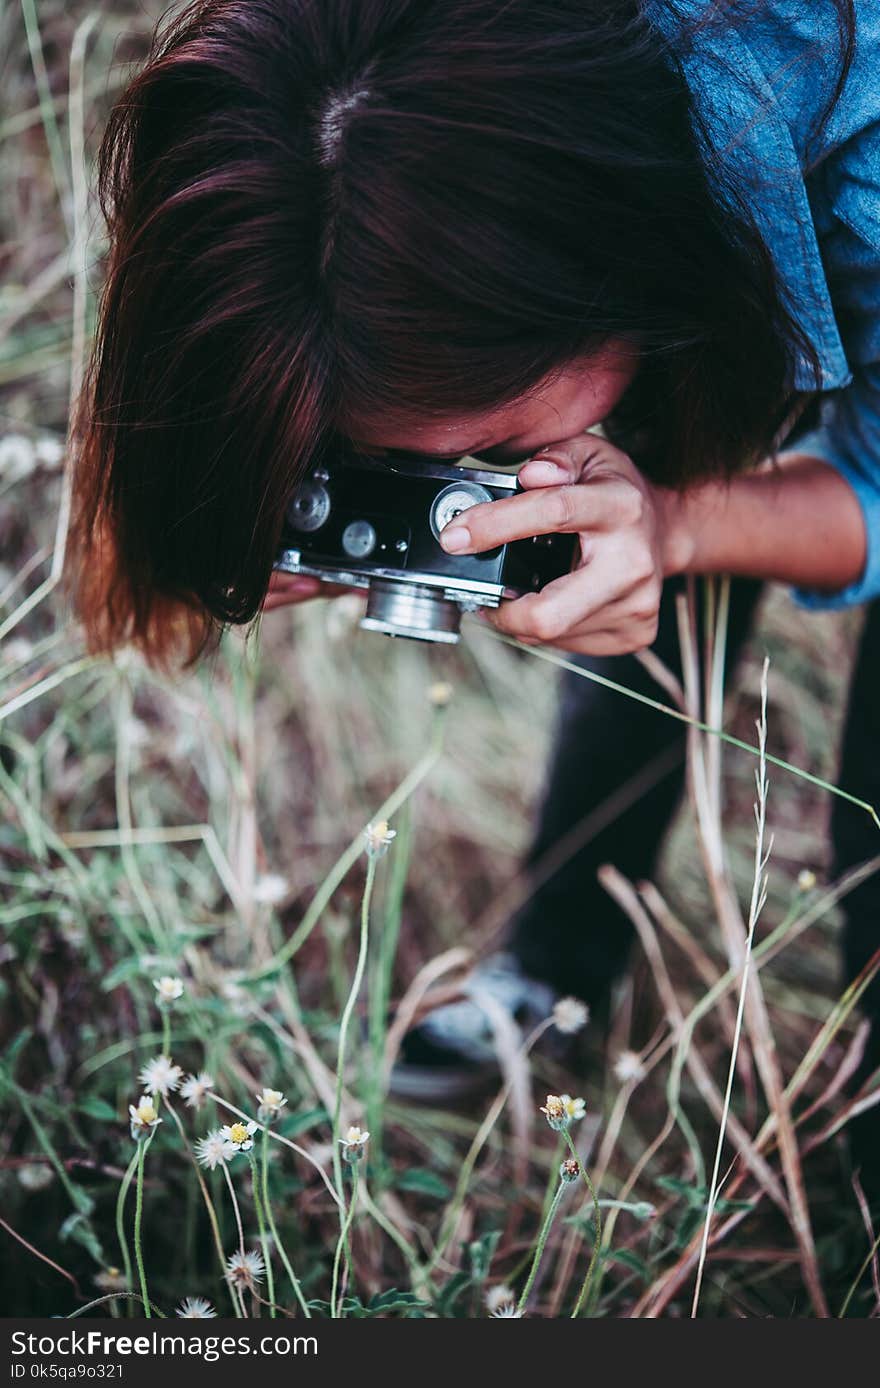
[349,383,567,455]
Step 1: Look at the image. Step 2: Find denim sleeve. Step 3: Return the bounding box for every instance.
[788,121,880,611]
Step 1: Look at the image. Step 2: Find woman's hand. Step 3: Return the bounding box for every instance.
[439,433,669,655]
[261,571,359,613]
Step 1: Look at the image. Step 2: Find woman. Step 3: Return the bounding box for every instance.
[68,3,879,1149]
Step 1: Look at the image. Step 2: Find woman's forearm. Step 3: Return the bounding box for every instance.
[657,453,868,594]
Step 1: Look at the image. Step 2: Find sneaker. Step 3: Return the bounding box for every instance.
[388,953,560,1102]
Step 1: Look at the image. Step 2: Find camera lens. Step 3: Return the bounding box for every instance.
[341,520,377,558]
[429,482,494,541]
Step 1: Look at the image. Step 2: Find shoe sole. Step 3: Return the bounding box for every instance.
[386,1059,501,1104]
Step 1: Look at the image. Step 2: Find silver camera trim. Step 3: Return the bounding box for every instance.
[275,457,524,643]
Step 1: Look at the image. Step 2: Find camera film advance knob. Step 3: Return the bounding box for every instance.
[429,481,494,542]
[286,479,331,532]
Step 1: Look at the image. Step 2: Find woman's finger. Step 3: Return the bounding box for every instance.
[486,559,643,643]
[439,479,619,556]
[518,432,609,482]
[261,575,360,610]
[517,457,578,489]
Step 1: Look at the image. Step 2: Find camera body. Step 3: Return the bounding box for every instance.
[274,451,577,643]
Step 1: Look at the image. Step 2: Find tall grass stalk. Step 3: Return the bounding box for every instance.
[249,704,448,982]
[430,1018,554,1274]
[690,657,770,1318]
[489,629,880,829]
[331,853,377,1294]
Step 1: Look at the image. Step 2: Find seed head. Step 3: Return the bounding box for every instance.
[256,1087,288,1124]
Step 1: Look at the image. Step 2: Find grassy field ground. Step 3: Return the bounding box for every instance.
[2,0,879,1319]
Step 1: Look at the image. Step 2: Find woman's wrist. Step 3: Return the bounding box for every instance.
[652,480,703,578]
[650,456,867,592]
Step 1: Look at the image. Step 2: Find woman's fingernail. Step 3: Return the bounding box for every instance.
[440,525,471,553]
[524,459,567,481]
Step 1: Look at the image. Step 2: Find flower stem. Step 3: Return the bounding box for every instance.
[114,1148,138,1317]
[248,1150,275,1319]
[516,1181,566,1316]
[563,1130,602,1318]
[161,1010,171,1057]
[331,1165,359,1319]
[133,1138,151,1319]
[221,1161,248,1318]
[260,1127,310,1318]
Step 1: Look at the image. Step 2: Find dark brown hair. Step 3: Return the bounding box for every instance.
[66,0,856,666]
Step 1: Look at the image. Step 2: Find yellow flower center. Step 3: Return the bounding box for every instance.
[137,1101,157,1125]
[228,1123,249,1145]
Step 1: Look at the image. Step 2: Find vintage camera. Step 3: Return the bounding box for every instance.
[273,449,577,644]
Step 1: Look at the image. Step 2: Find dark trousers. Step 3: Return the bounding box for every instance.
[509,579,880,1183]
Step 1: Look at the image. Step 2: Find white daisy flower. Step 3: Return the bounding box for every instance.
[324,592,365,642]
[252,874,289,906]
[3,638,34,667]
[138,1055,183,1097]
[797,868,817,892]
[93,1267,128,1293]
[485,1285,516,1314]
[339,1124,370,1163]
[539,1093,586,1131]
[34,434,65,470]
[219,978,247,1004]
[225,1249,265,1287]
[123,716,151,751]
[220,1120,258,1153]
[17,1163,53,1192]
[552,997,589,1035]
[154,976,184,1005]
[364,820,396,860]
[129,1095,162,1140]
[176,1296,217,1318]
[0,434,37,483]
[256,1088,287,1123]
[428,681,454,707]
[180,1071,215,1109]
[194,1129,232,1170]
[613,1050,647,1085]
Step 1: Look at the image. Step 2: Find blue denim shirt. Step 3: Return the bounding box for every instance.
[648,0,880,608]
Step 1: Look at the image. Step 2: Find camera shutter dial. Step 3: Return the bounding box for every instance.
[430,482,493,542]
[287,480,331,532]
